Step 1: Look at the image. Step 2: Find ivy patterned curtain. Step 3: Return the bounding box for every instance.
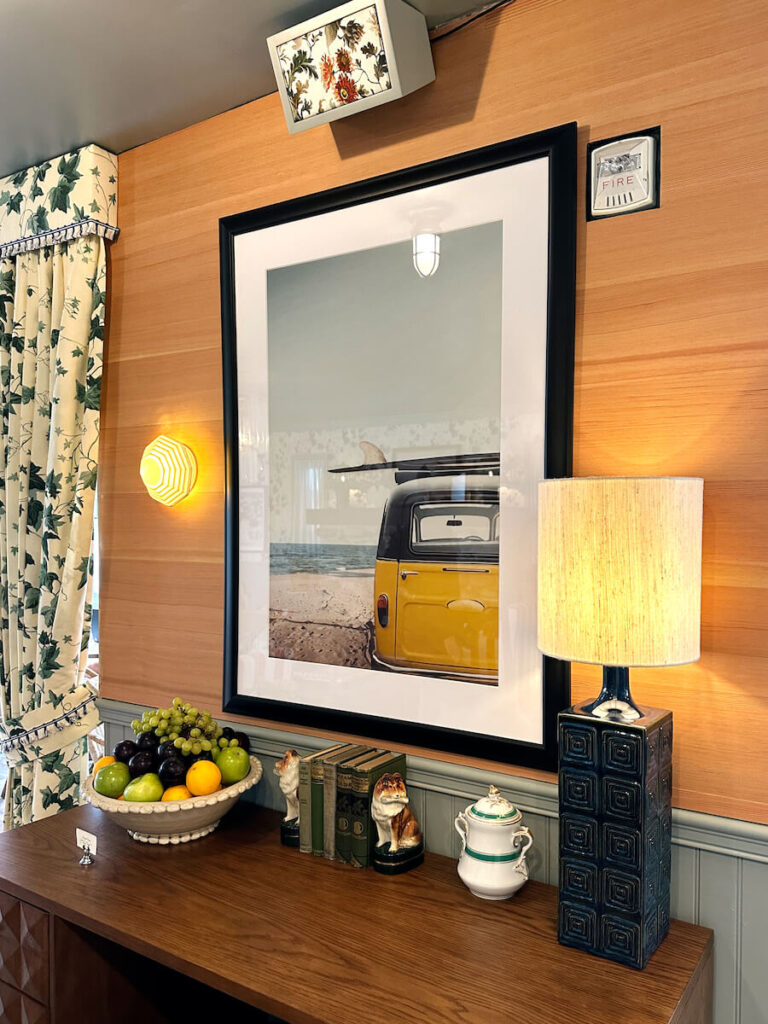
[0,146,118,829]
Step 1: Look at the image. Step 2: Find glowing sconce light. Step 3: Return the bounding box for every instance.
[140,435,197,506]
[412,232,440,278]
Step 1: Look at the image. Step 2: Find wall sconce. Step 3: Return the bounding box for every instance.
[413,232,440,278]
[140,436,197,506]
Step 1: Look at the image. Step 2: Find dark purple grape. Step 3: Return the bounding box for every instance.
[128,750,156,778]
[234,731,250,753]
[188,750,212,765]
[221,727,235,741]
[179,724,192,739]
[113,739,138,764]
[158,757,188,788]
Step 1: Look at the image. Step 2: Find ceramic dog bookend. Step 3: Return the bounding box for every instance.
[371,772,424,874]
[274,749,300,846]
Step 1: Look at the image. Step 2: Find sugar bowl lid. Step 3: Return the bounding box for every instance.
[468,785,520,822]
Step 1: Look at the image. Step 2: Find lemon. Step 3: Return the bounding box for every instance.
[94,761,131,799]
[162,785,192,801]
[93,755,116,775]
[186,760,221,796]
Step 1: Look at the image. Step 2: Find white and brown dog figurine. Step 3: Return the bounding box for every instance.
[274,749,300,823]
[371,773,422,853]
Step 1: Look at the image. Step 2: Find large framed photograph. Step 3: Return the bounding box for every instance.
[220,122,576,769]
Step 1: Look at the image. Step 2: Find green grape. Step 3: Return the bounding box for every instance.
[215,726,223,739]
[149,716,159,729]
[173,737,184,749]
[182,703,191,712]
[156,722,168,736]
[218,737,228,749]
[142,710,151,721]
[183,714,195,725]
[188,707,199,718]
[190,728,201,738]
[229,738,239,747]
[160,709,171,720]
[201,740,212,752]
[191,742,202,755]
[141,723,154,734]
[172,697,182,708]
[182,740,192,755]
[168,731,179,742]
[130,719,141,732]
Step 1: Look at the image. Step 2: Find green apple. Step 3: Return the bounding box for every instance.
[216,747,250,785]
[123,772,164,802]
[94,761,131,799]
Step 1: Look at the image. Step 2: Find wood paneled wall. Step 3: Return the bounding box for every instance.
[100,0,768,823]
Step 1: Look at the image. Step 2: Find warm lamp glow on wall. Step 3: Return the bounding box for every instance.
[140,436,197,506]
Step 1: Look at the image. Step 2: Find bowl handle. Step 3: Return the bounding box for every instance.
[454,811,469,853]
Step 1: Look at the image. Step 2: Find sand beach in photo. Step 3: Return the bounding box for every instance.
[269,570,375,669]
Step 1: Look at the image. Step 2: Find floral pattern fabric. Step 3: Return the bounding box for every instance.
[0,230,106,829]
[0,145,117,256]
[276,5,391,124]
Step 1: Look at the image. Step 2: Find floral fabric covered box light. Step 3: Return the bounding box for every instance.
[268,0,434,134]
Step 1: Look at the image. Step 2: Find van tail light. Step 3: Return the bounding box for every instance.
[377,594,389,628]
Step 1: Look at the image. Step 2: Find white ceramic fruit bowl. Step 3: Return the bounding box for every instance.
[85,755,263,844]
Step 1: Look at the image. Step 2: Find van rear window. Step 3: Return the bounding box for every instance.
[410,502,499,559]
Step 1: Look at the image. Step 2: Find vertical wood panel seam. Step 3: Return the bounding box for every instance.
[694,847,701,925]
[735,858,743,1024]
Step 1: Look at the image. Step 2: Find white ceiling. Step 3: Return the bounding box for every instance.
[0,0,483,179]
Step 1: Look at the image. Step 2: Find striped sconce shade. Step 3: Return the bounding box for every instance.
[140,436,197,506]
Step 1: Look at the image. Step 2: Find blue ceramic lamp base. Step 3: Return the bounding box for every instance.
[558,683,673,970]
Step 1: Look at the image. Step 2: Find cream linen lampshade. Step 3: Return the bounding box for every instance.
[538,477,703,667]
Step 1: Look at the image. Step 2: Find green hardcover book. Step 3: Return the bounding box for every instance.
[349,751,407,869]
[311,743,364,856]
[323,745,373,860]
[335,749,385,864]
[298,744,347,854]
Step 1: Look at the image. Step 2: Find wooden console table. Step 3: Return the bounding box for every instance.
[0,803,712,1024]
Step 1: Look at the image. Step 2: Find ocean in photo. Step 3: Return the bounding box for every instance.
[270,543,377,576]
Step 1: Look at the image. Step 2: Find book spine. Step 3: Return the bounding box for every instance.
[298,759,313,853]
[351,755,407,869]
[335,766,354,863]
[311,761,325,855]
[323,763,339,860]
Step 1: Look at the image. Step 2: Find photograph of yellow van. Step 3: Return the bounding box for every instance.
[329,453,500,684]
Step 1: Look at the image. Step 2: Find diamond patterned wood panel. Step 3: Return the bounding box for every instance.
[0,978,48,1024]
[0,892,49,1004]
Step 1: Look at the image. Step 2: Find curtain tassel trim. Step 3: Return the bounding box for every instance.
[0,686,101,765]
[0,218,119,260]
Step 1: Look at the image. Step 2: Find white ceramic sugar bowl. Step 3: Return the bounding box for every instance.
[454,785,533,900]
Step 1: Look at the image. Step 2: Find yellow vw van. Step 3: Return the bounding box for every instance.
[371,474,499,681]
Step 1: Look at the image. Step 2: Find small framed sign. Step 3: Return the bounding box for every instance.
[586,126,660,220]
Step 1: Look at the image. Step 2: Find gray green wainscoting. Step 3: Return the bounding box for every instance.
[99,698,768,1024]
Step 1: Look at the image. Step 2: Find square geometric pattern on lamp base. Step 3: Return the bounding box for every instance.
[558,704,672,970]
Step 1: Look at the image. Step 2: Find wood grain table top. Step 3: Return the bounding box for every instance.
[0,803,712,1024]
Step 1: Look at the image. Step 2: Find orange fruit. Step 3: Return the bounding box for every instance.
[93,755,116,775]
[162,785,192,802]
[118,795,125,801]
[186,760,221,796]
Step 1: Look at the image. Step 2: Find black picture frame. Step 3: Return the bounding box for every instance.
[220,121,577,771]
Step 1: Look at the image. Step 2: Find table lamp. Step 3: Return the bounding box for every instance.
[537,476,703,969]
